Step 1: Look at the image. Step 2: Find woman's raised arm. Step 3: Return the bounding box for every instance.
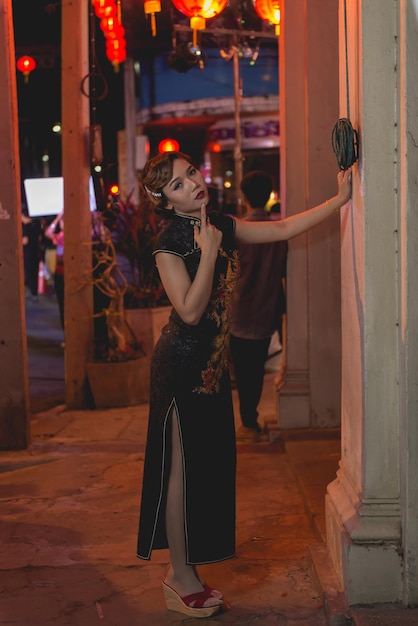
[235,168,352,244]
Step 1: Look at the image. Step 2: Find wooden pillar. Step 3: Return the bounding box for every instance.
[62,0,94,408]
[0,0,31,449]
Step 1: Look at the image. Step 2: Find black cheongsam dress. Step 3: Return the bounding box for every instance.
[137,211,239,565]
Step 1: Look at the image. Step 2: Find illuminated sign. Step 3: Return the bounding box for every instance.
[207,116,280,151]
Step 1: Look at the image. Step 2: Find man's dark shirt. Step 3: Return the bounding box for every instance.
[231,208,287,340]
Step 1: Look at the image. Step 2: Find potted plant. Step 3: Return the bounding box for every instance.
[100,190,171,356]
[86,214,151,409]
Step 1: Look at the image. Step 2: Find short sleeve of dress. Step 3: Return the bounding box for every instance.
[153,218,194,258]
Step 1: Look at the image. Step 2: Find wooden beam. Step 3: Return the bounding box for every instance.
[0,0,31,449]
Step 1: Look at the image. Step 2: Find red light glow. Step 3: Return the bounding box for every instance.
[17,55,36,83]
[158,138,180,153]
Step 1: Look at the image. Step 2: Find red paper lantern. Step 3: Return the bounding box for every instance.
[93,0,127,70]
[106,37,127,71]
[16,55,36,83]
[92,0,116,19]
[209,142,221,153]
[253,0,280,35]
[100,16,125,39]
[171,0,228,45]
[158,138,180,153]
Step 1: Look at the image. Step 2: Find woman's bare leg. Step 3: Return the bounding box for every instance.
[164,407,221,607]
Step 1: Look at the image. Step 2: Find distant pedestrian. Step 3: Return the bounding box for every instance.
[45,212,65,336]
[229,171,287,442]
[22,210,42,302]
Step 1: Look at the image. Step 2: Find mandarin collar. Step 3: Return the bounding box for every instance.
[174,212,201,226]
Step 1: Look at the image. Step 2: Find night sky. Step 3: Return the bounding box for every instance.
[13,0,125,186]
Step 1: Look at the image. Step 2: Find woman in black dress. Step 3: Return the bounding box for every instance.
[137,151,352,618]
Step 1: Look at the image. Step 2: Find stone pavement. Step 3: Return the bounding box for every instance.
[1,294,417,625]
[0,383,330,625]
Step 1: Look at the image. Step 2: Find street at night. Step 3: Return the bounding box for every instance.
[2,1,418,623]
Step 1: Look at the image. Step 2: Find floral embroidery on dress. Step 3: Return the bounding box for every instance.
[194,249,239,394]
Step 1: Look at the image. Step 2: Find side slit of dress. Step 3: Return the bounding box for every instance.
[165,402,190,567]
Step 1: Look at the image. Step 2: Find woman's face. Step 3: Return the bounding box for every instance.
[162,158,209,216]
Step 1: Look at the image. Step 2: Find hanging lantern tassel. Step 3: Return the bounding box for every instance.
[144,0,161,37]
[190,16,205,47]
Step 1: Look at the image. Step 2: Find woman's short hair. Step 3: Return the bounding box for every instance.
[142,151,197,217]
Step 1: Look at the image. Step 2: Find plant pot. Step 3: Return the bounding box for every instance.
[124,306,171,357]
[86,356,151,409]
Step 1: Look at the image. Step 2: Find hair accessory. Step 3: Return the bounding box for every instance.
[144,186,162,198]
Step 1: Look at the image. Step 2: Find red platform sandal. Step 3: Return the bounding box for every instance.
[162,580,223,618]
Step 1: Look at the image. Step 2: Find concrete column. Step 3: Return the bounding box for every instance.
[0,0,31,449]
[326,0,408,604]
[277,0,342,428]
[123,57,138,203]
[62,0,94,408]
[398,0,418,605]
